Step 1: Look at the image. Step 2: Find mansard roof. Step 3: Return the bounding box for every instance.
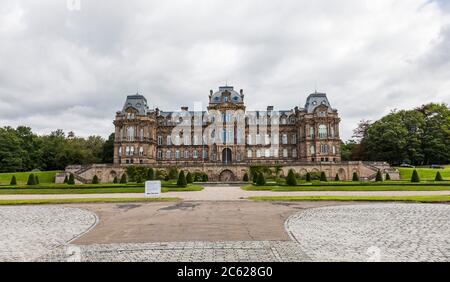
[122,94,149,115]
[304,91,335,114]
[209,86,244,104]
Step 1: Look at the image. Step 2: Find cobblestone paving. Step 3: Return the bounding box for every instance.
[37,241,311,262]
[0,206,97,262]
[286,203,450,262]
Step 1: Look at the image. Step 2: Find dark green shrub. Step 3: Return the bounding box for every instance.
[202,173,208,182]
[385,173,391,181]
[168,167,179,180]
[286,169,297,186]
[68,173,75,185]
[255,172,266,186]
[305,172,311,182]
[320,172,327,182]
[92,175,99,184]
[435,171,443,182]
[243,173,249,182]
[411,170,420,183]
[35,175,39,184]
[186,172,193,184]
[335,173,340,181]
[375,170,383,182]
[27,174,36,185]
[63,175,68,184]
[352,172,359,181]
[113,176,118,184]
[177,171,187,187]
[10,175,17,185]
[120,173,127,184]
[135,174,142,183]
[147,168,155,181]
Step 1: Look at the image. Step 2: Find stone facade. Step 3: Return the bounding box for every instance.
[56,86,399,183]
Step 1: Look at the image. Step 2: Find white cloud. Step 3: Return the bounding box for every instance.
[0,0,449,140]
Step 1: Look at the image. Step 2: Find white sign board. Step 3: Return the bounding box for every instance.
[145,181,161,197]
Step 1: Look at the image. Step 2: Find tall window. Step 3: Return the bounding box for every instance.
[282,134,288,145]
[292,134,297,144]
[292,148,297,158]
[273,133,279,145]
[166,136,172,146]
[320,144,328,154]
[273,149,279,157]
[265,149,271,157]
[265,134,270,145]
[318,125,328,139]
[176,150,180,159]
[166,150,172,159]
[247,135,252,145]
[157,136,162,145]
[247,149,253,158]
[125,146,130,156]
[256,150,261,158]
[193,150,198,159]
[283,149,288,158]
[140,128,144,141]
[310,145,315,154]
[127,127,135,141]
[332,145,336,155]
[130,147,135,155]
[118,147,122,156]
[310,127,315,138]
[139,146,144,156]
[157,150,162,159]
[202,150,207,159]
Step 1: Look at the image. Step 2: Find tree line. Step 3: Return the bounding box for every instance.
[0,126,114,172]
[341,103,450,165]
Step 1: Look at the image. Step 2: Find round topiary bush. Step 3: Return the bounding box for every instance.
[286,169,297,186]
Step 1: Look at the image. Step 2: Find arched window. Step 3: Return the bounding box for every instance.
[139,146,144,156]
[125,146,130,156]
[118,147,122,156]
[318,125,328,139]
[127,127,135,141]
[130,146,135,155]
[247,149,253,158]
[193,150,198,159]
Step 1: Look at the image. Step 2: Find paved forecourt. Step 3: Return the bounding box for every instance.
[1,186,450,201]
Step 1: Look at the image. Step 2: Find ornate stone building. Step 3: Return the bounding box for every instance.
[113,86,342,168]
[58,86,398,183]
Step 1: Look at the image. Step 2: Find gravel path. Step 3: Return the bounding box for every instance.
[0,186,449,201]
[286,203,450,262]
[0,206,97,261]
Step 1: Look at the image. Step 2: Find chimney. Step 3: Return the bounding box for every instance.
[181,106,188,111]
[240,89,243,95]
[267,106,274,112]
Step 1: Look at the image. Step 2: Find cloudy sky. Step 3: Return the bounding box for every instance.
[0,0,449,141]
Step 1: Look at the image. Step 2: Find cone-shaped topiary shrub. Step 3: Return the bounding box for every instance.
[320,172,327,182]
[306,172,311,182]
[10,175,17,185]
[256,172,266,186]
[243,173,249,182]
[352,172,359,181]
[375,170,383,182]
[186,172,193,184]
[120,173,127,184]
[68,173,75,185]
[177,171,187,187]
[92,175,99,184]
[286,169,297,186]
[411,170,420,183]
[147,168,155,181]
[435,171,443,182]
[113,176,118,184]
[335,173,340,181]
[63,175,68,184]
[385,173,391,181]
[27,174,36,185]
[35,175,39,185]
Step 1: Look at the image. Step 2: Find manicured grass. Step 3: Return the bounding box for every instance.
[0,197,179,206]
[0,184,203,195]
[398,167,450,181]
[242,184,450,191]
[0,171,61,185]
[248,195,450,203]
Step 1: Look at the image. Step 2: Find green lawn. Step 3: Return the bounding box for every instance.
[398,167,450,181]
[0,184,203,194]
[248,195,450,203]
[0,197,179,206]
[242,182,450,191]
[0,171,61,185]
